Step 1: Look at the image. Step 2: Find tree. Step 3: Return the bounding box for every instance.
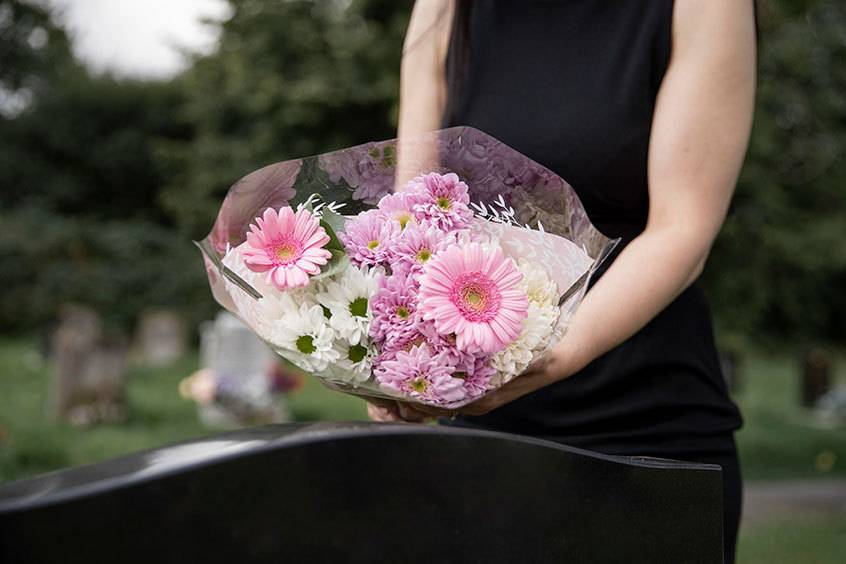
[157,0,412,240]
[0,2,208,334]
[703,0,846,346]
[0,0,74,117]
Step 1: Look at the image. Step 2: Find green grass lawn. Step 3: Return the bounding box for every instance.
[0,337,366,481]
[734,353,846,480]
[3,336,841,482]
[1,337,845,563]
[738,516,846,564]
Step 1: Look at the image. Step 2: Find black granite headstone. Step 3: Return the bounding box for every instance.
[0,422,723,563]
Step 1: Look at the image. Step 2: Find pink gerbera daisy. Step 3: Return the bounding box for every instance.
[418,242,528,354]
[374,344,467,405]
[407,172,473,231]
[339,209,400,267]
[242,207,332,291]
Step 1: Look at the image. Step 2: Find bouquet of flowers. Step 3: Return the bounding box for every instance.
[197,127,617,409]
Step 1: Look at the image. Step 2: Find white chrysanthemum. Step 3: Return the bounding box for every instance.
[316,265,378,344]
[221,242,319,341]
[330,338,376,384]
[490,260,560,385]
[517,258,559,309]
[491,303,555,382]
[269,301,339,373]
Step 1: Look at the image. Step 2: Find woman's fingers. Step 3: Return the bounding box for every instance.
[367,400,457,422]
[396,402,434,423]
[367,402,402,422]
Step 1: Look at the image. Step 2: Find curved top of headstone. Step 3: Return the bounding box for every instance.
[0,422,717,514]
[0,423,725,563]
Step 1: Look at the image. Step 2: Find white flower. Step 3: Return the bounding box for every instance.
[330,338,376,384]
[222,242,319,342]
[269,301,339,373]
[491,302,556,384]
[517,258,559,309]
[316,265,378,344]
[490,260,560,385]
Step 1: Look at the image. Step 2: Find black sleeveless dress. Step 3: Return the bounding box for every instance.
[439,1,743,560]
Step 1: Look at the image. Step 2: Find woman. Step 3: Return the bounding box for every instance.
[369,1,756,561]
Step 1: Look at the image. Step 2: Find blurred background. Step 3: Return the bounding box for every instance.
[0,0,844,561]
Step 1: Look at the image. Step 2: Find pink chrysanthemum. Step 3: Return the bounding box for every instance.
[452,355,496,400]
[374,345,467,405]
[376,191,425,230]
[242,207,332,290]
[418,242,528,354]
[407,172,473,231]
[339,209,400,267]
[389,223,456,277]
[369,270,420,348]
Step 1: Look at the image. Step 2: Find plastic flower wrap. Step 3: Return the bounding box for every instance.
[197,127,618,409]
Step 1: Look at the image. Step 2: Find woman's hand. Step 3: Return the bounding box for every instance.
[365,395,435,423]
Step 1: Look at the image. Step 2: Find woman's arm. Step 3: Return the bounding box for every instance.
[394,0,453,187]
[368,0,453,422]
[445,0,758,417]
[391,0,758,421]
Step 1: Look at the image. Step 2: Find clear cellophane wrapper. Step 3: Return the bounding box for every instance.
[198,127,618,409]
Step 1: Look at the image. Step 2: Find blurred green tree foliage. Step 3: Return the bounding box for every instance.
[158,0,411,239]
[0,0,73,103]
[0,0,208,333]
[703,0,846,347]
[0,0,843,349]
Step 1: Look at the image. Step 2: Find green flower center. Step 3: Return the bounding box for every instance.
[347,344,368,363]
[464,289,484,309]
[396,306,410,319]
[416,248,432,263]
[367,240,380,250]
[396,212,413,230]
[349,297,368,318]
[410,378,427,393]
[437,196,452,210]
[296,335,316,354]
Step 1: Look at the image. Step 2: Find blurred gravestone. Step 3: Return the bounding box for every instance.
[50,305,127,425]
[802,347,831,407]
[135,310,187,366]
[815,386,846,427]
[191,311,289,426]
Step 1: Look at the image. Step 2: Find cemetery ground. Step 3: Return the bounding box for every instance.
[1,337,844,562]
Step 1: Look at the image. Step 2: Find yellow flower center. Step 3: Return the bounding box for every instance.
[275,242,297,261]
[396,212,413,230]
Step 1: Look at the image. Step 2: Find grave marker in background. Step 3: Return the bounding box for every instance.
[135,310,187,366]
[50,305,127,425]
